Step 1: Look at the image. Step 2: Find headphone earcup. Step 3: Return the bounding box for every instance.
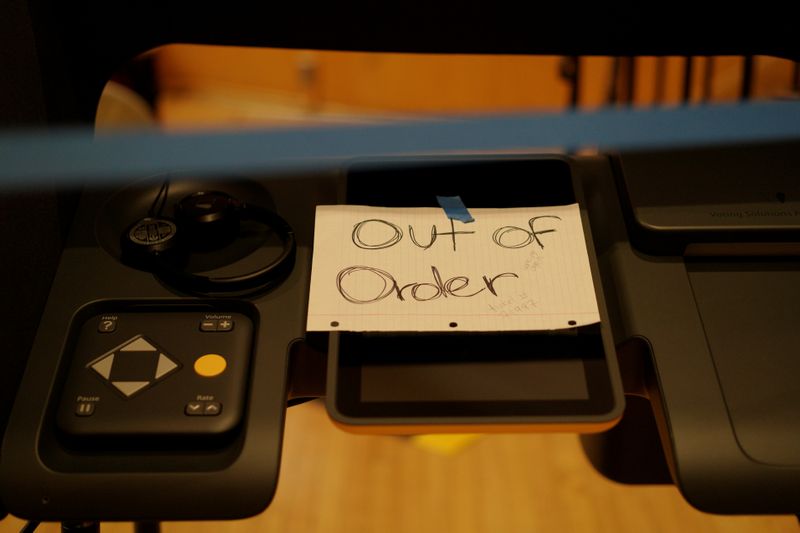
[120,216,182,268]
[175,191,240,251]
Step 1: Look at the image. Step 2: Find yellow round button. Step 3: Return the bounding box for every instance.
[194,354,227,377]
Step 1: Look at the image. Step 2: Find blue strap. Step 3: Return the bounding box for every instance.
[0,101,798,187]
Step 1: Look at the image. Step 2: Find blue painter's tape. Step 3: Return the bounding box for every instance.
[0,101,798,188]
[436,195,475,223]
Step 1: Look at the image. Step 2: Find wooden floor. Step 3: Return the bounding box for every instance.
[2,401,797,533]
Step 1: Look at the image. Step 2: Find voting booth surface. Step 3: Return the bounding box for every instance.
[0,2,799,526]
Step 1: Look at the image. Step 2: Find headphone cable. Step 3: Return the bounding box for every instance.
[147,178,171,218]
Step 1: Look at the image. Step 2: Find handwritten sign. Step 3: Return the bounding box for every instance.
[306,204,600,332]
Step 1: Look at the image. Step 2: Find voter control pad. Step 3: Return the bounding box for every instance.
[56,308,254,442]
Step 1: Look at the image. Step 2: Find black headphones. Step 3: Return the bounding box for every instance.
[121,188,296,297]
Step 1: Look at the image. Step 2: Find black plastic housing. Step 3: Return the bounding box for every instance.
[326,156,625,432]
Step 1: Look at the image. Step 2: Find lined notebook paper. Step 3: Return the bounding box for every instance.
[307,204,599,332]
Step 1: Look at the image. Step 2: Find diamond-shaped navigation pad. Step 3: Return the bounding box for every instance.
[87,335,181,398]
